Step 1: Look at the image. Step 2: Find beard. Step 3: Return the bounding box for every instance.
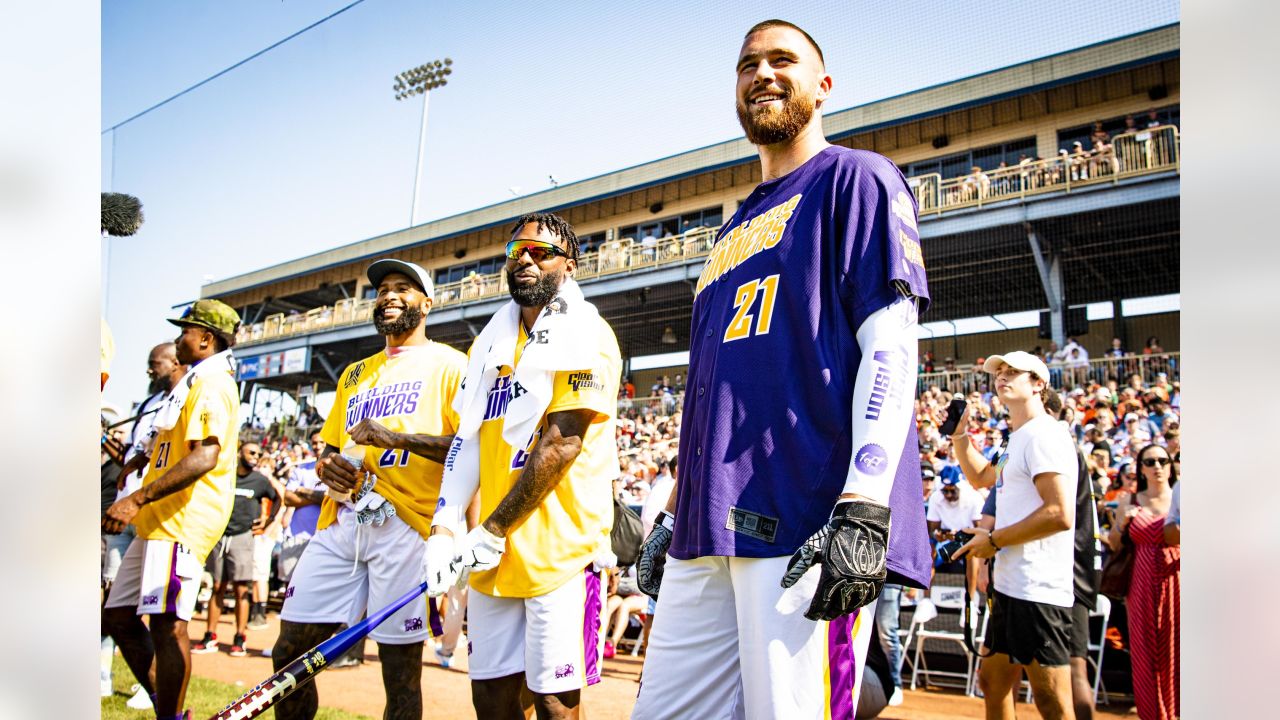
[147,375,167,395]
[506,267,563,308]
[735,87,816,146]
[373,303,424,336]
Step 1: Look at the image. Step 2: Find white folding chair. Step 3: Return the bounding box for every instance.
[899,596,935,686]
[1088,594,1112,704]
[909,587,987,696]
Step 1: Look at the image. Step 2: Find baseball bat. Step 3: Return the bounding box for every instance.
[208,580,428,720]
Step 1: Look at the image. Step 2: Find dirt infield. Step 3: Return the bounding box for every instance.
[185,614,1134,719]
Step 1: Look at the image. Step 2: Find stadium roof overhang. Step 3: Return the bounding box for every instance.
[204,23,1179,303]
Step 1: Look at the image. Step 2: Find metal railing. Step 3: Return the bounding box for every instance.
[235,227,719,347]
[917,352,1180,395]
[909,125,1180,215]
[233,126,1180,348]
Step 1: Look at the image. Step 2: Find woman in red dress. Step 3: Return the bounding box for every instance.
[1108,444,1179,719]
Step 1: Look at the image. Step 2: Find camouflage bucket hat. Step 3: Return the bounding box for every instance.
[168,299,241,342]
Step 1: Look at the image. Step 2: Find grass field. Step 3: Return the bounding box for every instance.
[101,655,374,720]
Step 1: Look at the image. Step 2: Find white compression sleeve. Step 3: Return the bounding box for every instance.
[431,434,480,534]
[841,294,920,504]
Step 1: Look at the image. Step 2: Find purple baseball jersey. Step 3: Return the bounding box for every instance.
[671,146,933,588]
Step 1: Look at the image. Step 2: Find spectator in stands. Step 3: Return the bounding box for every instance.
[1069,141,1089,180]
[962,165,990,202]
[1017,153,1038,190]
[927,474,983,593]
[603,565,647,659]
[1107,444,1180,720]
[1090,134,1117,178]
[1145,108,1161,128]
[993,160,1011,195]
[640,230,658,261]
[1066,346,1090,389]
[1048,149,1068,185]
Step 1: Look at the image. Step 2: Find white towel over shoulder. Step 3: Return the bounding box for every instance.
[453,278,603,447]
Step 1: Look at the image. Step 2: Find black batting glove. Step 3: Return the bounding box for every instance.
[637,511,674,599]
[781,500,891,621]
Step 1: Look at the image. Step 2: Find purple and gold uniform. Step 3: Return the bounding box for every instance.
[672,146,931,587]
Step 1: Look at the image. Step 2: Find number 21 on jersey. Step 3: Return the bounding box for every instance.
[153,441,172,469]
[724,274,779,342]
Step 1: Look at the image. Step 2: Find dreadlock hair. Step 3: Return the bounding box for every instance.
[745,19,825,66]
[510,212,579,262]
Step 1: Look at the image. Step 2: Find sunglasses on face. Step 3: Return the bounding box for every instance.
[1140,457,1171,468]
[506,239,569,263]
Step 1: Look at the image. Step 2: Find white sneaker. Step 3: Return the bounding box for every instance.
[126,685,153,710]
[888,685,904,706]
[434,644,454,669]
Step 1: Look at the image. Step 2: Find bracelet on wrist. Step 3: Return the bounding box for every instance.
[987,532,1001,551]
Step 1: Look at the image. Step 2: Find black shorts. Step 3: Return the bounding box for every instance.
[986,589,1072,667]
[1070,599,1091,659]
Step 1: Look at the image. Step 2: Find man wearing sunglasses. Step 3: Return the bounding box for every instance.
[427,213,621,720]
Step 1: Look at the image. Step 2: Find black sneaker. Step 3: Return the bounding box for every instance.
[247,607,268,630]
[191,632,218,654]
[228,634,248,657]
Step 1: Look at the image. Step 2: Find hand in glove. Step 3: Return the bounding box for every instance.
[780,500,890,621]
[454,525,506,575]
[637,511,674,599]
[424,534,459,597]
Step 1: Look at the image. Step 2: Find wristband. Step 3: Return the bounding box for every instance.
[656,510,675,532]
[987,531,1001,552]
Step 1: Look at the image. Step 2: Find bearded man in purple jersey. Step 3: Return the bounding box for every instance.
[633,19,931,719]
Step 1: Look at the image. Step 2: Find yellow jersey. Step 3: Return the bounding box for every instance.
[133,367,241,563]
[317,341,466,539]
[470,316,621,598]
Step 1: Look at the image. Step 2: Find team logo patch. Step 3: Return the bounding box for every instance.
[344,362,365,389]
[898,228,925,269]
[142,594,159,606]
[891,190,918,231]
[854,444,889,475]
[725,506,779,543]
[567,371,603,392]
[554,663,575,679]
[403,617,423,632]
[285,586,295,599]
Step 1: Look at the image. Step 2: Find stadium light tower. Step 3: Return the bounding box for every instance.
[395,57,453,227]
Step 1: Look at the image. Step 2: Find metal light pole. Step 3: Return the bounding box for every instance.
[395,57,453,227]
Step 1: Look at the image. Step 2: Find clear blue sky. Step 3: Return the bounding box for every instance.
[100,0,1179,413]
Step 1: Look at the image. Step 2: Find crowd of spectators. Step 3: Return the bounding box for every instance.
[912,353,1181,717]
[946,109,1174,205]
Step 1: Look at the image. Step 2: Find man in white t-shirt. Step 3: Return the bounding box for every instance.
[948,350,1078,720]
[927,475,984,593]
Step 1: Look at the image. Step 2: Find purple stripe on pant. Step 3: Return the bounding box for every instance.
[582,567,603,685]
[428,594,444,637]
[827,609,859,720]
[164,543,182,614]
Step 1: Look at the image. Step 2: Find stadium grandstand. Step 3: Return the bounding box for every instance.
[205,24,1179,418]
